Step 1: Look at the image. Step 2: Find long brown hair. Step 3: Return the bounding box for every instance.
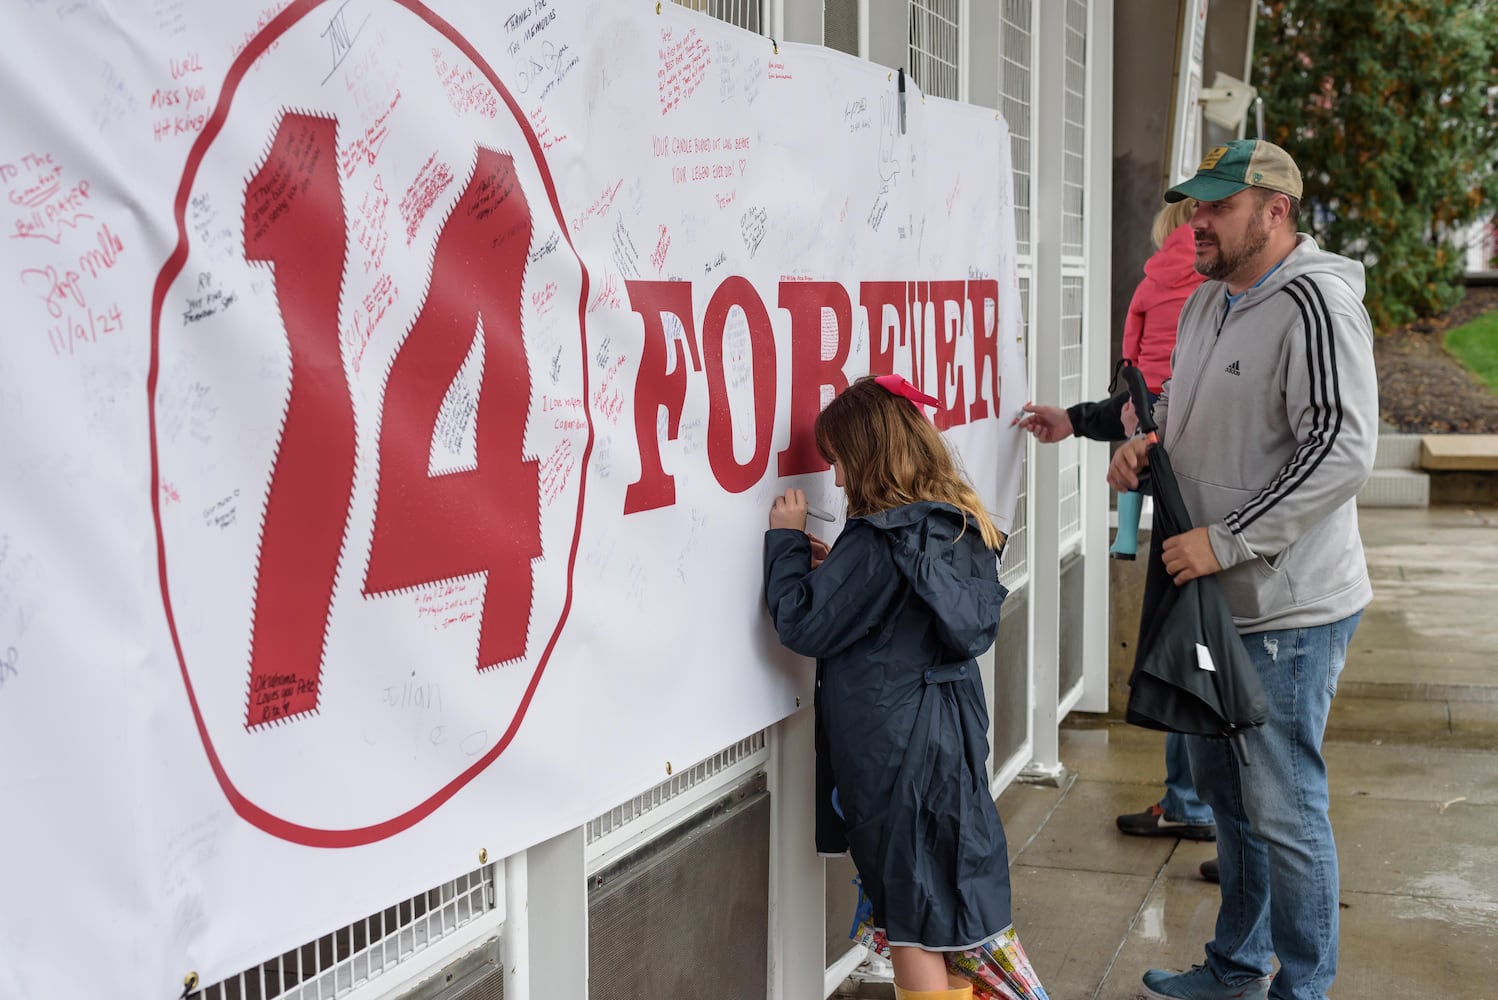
[813,376,1005,550]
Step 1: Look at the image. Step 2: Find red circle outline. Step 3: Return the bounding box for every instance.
[147,0,593,847]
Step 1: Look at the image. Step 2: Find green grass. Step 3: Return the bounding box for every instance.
[1446,310,1498,393]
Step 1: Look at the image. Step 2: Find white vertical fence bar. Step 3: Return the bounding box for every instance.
[503,852,531,1000]
[1020,0,1067,781]
[766,710,826,999]
[998,1,1035,600]
[1077,0,1115,714]
[517,828,588,1000]
[958,0,971,103]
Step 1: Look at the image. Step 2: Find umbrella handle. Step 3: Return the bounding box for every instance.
[1232,730,1252,766]
[1118,364,1156,436]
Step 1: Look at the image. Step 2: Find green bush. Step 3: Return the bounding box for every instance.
[1253,0,1498,330]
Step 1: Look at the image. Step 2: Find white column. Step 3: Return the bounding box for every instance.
[502,853,531,1000]
[1021,0,1066,781]
[766,709,825,999]
[509,828,589,1000]
[1076,0,1115,715]
[776,0,824,45]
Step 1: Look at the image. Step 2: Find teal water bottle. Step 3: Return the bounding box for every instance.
[1109,489,1141,560]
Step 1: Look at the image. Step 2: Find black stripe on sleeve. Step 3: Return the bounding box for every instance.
[1226,276,1344,533]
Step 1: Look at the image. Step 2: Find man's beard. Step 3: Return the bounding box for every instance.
[1197,214,1269,282]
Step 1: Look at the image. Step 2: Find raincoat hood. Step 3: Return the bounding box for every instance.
[861,502,1006,658]
[1145,223,1203,291]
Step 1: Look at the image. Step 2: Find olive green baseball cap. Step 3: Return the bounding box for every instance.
[1165,139,1303,203]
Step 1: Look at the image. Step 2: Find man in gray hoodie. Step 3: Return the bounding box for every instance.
[1107,140,1377,1000]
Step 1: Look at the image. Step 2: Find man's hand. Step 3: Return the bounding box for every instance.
[1162,527,1222,584]
[1013,402,1074,443]
[769,488,809,531]
[1106,437,1151,491]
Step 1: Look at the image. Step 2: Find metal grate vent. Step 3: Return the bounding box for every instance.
[588,774,770,1000]
[908,0,960,100]
[993,586,1031,771]
[824,0,859,56]
[585,731,766,848]
[395,935,504,1000]
[188,867,497,1000]
[672,0,763,34]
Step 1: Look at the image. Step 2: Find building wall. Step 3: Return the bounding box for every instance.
[1111,0,1256,359]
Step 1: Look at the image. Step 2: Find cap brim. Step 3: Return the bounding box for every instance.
[1165,174,1250,204]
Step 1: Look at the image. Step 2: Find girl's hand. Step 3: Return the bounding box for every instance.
[769,488,808,531]
[808,534,831,570]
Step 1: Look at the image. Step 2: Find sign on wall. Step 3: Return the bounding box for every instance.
[0,1,1025,995]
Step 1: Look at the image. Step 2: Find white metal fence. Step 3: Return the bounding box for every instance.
[188,869,498,1000]
[908,0,962,100]
[672,0,763,33]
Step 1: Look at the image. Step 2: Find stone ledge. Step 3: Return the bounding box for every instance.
[1357,468,1429,508]
[1421,434,1498,471]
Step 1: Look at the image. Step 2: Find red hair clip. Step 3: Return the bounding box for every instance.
[874,373,941,410]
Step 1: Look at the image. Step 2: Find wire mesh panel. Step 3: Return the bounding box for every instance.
[1061,0,1087,259]
[1057,274,1085,549]
[672,0,763,34]
[188,867,498,1000]
[907,0,961,100]
[588,775,770,1000]
[991,585,1030,774]
[1000,273,1031,592]
[999,0,1033,258]
[824,0,860,56]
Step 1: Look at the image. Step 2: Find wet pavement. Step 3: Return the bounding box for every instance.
[997,506,1498,999]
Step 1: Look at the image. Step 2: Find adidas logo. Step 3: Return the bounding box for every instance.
[1224,360,1242,376]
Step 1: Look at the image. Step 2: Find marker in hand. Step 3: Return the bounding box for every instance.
[805,505,836,522]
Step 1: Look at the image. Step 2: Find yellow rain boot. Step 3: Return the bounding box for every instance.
[893,985,973,1000]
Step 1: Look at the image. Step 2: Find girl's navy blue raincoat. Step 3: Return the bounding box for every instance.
[764,501,1012,950]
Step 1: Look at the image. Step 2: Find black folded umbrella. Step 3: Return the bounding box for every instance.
[1117,365,1268,760]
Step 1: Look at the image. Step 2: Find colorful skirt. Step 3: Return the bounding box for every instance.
[849,878,1049,1000]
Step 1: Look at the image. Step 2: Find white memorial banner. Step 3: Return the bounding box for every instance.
[0,1,1026,995]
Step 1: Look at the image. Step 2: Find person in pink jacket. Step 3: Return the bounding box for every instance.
[1017,198,1201,441]
[1123,199,1207,396]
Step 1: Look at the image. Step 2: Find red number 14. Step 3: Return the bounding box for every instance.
[244,112,541,729]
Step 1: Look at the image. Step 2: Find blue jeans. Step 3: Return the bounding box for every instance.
[1186,612,1359,1000]
[1159,731,1213,824]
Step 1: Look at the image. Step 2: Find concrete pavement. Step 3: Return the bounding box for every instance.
[999,505,1498,998]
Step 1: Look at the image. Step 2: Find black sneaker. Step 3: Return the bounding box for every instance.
[1199,858,1220,883]
[1116,804,1217,841]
